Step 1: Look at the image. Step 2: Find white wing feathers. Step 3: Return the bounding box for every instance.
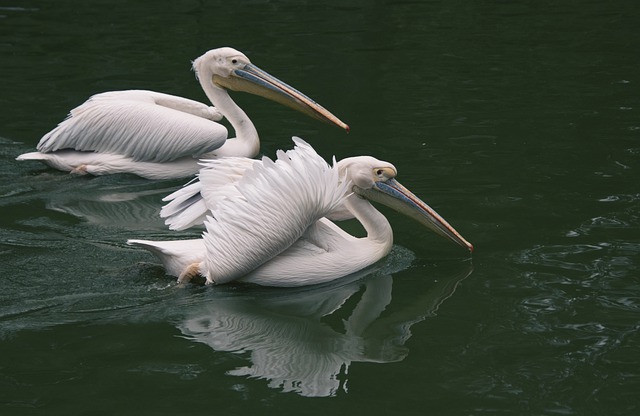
[160,157,258,230]
[200,138,351,284]
[36,90,228,163]
[160,137,326,231]
[159,181,208,231]
[199,157,260,211]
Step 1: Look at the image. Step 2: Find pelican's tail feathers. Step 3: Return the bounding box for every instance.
[16,151,48,161]
[127,238,206,278]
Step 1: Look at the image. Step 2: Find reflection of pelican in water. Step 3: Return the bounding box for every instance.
[45,184,174,230]
[4,166,175,230]
[178,259,472,397]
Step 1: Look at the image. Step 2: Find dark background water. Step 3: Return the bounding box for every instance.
[1,1,639,414]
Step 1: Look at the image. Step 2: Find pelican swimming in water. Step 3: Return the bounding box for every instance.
[128,138,473,287]
[16,47,348,179]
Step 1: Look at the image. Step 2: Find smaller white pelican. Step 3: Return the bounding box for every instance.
[128,138,473,287]
[16,47,348,179]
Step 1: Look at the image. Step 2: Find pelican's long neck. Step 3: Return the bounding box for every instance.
[200,76,260,158]
[345,194,393,252]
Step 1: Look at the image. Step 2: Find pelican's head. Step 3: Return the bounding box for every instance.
[338,156,474,252]
[193,47,251,79]
[193,47,349,132]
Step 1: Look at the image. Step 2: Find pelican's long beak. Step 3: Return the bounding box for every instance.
[213,63,349,132]
[355,178,474,252]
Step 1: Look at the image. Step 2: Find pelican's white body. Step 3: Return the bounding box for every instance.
[129,138,472,286]
[17,47,347,179]
[129,138,397,287]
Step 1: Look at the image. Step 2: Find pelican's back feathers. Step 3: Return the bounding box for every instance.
[201,138,351,284]
[37,90,228,163]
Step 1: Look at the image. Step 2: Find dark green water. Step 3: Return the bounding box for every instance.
[1,0,639,414]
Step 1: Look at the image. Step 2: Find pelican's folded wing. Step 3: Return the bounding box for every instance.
[37,90,228,163]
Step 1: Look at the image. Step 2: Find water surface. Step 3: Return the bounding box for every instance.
[1,1,639,414]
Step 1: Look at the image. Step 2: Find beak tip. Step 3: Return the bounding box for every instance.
[345,124,351,133]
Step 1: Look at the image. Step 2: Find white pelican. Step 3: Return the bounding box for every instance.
[16,47,348,179]
[128,138,473,287]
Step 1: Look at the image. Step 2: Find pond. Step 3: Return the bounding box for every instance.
[1,1,639,414]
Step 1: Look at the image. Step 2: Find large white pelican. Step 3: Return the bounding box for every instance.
[128,138,473,287]
[16,47,348,179]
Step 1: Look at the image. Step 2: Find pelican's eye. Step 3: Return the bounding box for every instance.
[373,167,396,181]
[231,59,238,64]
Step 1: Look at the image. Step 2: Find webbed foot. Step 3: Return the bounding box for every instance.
[70,164,88,175]
[178,263,205,285]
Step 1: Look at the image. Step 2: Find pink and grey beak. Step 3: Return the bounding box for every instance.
[355,178,474,252]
